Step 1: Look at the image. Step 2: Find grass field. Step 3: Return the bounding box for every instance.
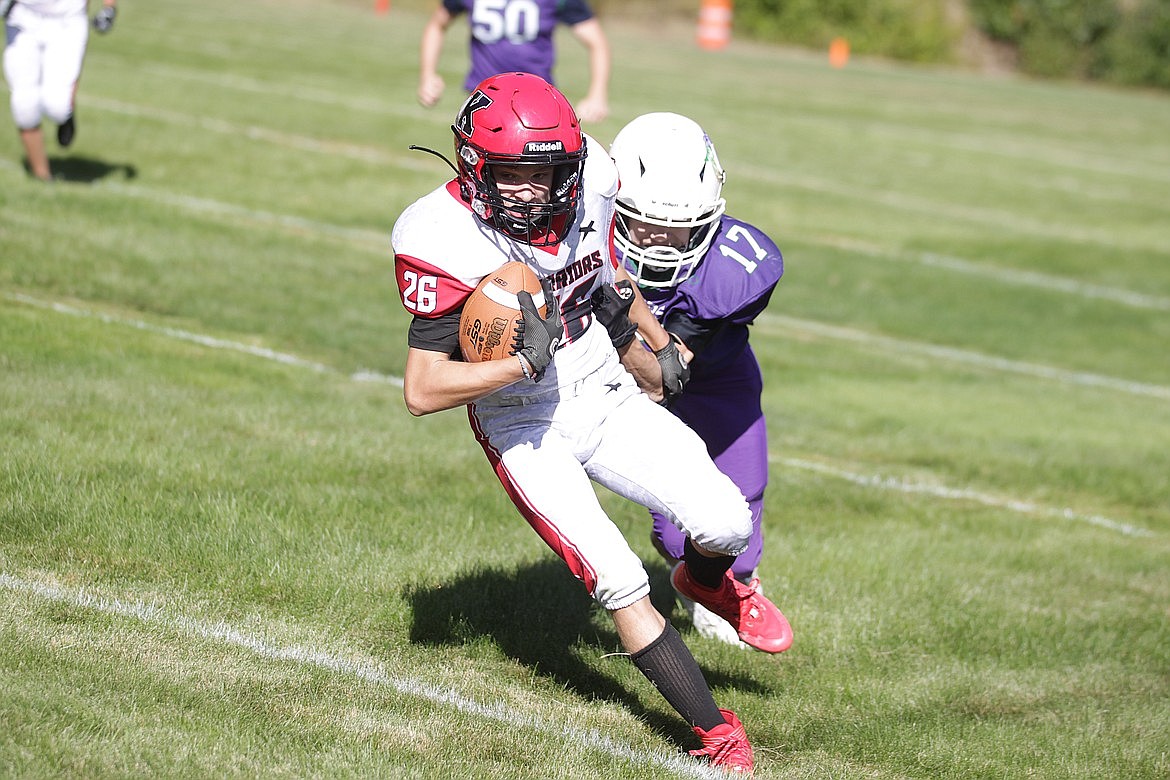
[2,1,1169,777]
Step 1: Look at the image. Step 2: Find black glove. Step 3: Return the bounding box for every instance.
[512,278,564,382]
[654,333,691,406]
[590,280,638,349]
[92,4,116,33]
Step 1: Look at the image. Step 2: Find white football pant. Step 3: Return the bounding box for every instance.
[470,351,752,610]
[4,5,89,129]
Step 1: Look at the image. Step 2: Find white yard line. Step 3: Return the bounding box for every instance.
[761,313,1170,401]
[3,291,402,387]
[741,167,1169,254]
[9,285,1166,402]
[4,84,1162,540]
[3,88,1166,303]
[0,159,391,254]
[770,111,1170,184]
[82,95,432,170]
[805,234,1170,312]
[14,77,1164,255]
[2,291,1156,536]
[96,177,393,252]
[0,572,722,780]
[777,457,1152,537]
[5,157,1167,400]
[145,64,423,119]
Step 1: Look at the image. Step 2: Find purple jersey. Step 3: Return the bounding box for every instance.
[635,216,784,393]
[444,0,595,91]
[631,215,783,581]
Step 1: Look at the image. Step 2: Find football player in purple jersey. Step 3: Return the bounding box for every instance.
[610,112,787,647]
[417,0,609,122]
[3,0,117,181]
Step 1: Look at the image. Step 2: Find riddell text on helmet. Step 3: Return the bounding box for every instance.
[524,140,564,153]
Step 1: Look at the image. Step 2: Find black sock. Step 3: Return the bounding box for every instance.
[631,621,725,731]
[683,538,734,590]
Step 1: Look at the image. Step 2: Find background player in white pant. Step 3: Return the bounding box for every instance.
[392,71,792,774]
[2,0,116,181]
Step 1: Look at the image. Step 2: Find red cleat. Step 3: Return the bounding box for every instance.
[690,708,754,775]
[671,563,793,653]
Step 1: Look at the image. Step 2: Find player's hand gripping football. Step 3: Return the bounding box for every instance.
[654,333,691,406]
[513,277,563,382]
[92,4,116,33]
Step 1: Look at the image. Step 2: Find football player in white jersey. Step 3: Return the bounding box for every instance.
[392,72,793,774]
[3,0,116,181]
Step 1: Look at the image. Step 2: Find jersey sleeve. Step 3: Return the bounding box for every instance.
[408,310,462,354]
[394,253,476,319]
[583,134,618,198]
[442,0,466,16]
[663,311,722,355]
[689,217,784,324]
[397,251,466,354]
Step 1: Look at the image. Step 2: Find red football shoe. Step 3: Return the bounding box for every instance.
[690,708,754,775]
[671,563,793,653]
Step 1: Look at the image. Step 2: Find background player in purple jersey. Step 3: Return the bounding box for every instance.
[417,0,610,123]
[610,112,786,647]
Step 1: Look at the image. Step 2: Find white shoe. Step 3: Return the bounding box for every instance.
[675,570,761,649]
[679,592,746,647]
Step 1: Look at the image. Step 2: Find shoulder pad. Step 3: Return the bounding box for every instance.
[583,134,618,198]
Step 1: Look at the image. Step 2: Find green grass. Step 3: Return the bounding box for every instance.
[2,1,1169,777]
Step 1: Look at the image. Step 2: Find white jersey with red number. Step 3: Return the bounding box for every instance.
[392,134,620,405]
[391,134,753,611]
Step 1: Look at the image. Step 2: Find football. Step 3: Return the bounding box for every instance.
[459,262,547,363]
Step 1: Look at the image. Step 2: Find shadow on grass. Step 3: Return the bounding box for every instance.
[406,556,769,744]
[48,155,138,183]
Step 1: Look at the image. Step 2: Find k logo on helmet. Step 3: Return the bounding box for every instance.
[455,90,493,137]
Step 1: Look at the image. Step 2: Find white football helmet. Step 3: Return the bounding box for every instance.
[610,112,726,288]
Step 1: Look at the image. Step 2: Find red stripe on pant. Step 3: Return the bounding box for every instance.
[467,406,599,595]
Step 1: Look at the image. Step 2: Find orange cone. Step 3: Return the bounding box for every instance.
[375,0,389,14]
[829,37,850,68]
[697,0,732,51]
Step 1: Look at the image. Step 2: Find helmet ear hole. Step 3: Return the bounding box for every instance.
[451,73,587,247]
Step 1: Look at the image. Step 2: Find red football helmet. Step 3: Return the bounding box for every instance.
[452,72,586,246]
